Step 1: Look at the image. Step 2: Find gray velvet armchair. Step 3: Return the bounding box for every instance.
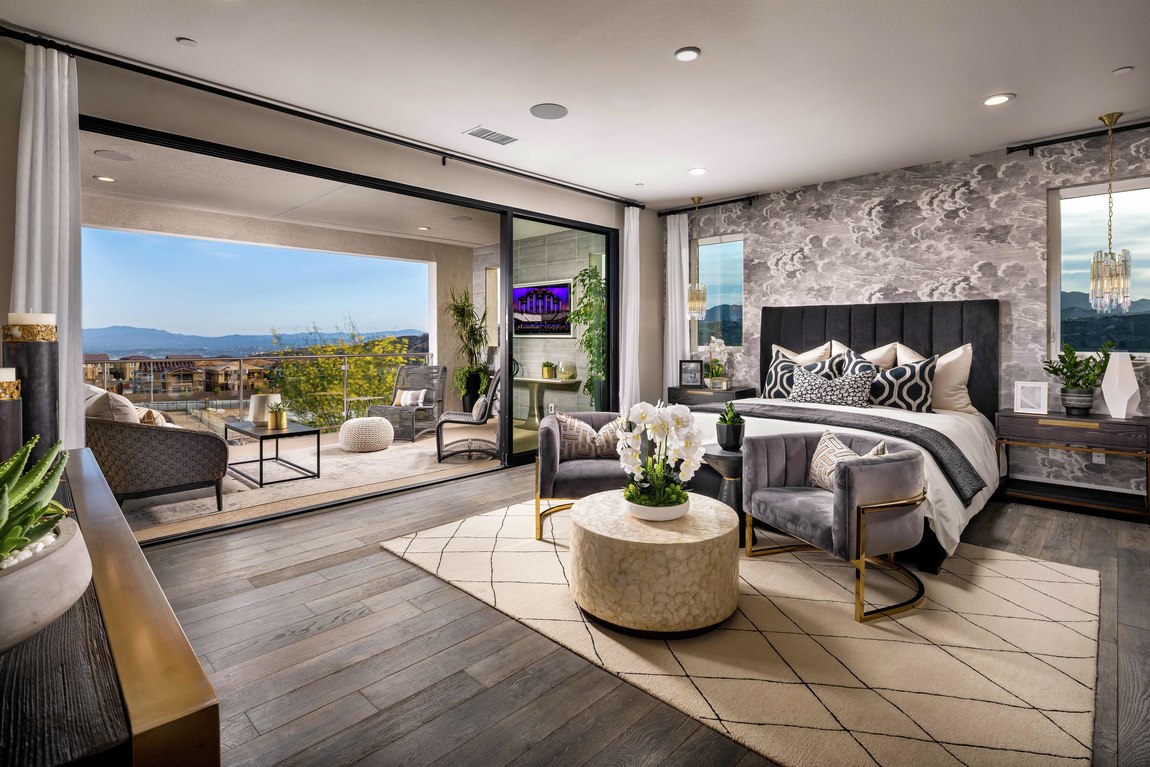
[742,432,927,622]
[535,411,630,540]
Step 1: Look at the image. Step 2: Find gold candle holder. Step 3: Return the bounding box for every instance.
[3,324,58,343]
[0,380,19,400]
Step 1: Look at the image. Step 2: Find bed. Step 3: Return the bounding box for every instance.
[692,299,1001,573]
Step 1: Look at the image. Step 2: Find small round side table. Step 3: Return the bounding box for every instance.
[702,446,748,547]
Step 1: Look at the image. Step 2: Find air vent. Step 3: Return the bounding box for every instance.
[464,125,518,145]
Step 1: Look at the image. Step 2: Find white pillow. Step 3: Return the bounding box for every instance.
[85,389,141,423]
[830,340,898,369]
[392,388,427,407]
[896,343,976,414]
[771,342,832,365]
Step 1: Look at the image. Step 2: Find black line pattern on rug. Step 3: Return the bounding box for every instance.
[487,504,508,609]
[381,503,1099,766]
[544,507,606,667]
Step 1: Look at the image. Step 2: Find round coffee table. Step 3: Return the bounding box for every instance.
[569,491,739,637]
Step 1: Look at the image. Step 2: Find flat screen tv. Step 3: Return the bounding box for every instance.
[512,281,572,337]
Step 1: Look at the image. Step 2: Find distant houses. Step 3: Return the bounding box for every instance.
[83,353,274,398]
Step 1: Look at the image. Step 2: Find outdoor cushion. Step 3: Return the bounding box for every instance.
[85,388,140,424]
[393,388,427,407]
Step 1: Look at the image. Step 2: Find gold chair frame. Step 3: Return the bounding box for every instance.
[534,458,576,540]
[745,488,928,623]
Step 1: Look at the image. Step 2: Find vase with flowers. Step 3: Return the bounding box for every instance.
[703,336,730,390]
[616,402,706,521]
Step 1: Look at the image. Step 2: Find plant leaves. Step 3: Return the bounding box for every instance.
[9,441,62,506]
[0,436,37,496]
[10,450,68,520]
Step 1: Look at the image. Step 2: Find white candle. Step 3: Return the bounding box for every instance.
[7,313,55,325]
[0,369,14,382]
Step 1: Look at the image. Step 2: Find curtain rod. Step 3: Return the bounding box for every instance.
[0,24,644,210]
[657,195,756,217]
[1007,119,1150,156]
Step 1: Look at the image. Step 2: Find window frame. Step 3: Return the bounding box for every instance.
[691,233,745,350]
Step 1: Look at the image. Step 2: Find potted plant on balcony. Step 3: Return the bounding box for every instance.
[570,265,607,409]
[1042,341,1115,416]
[445,287,491,411]
[715,401,745,451]
[0,436,91,654]
[616,402,705,521]
[267,401,289,430]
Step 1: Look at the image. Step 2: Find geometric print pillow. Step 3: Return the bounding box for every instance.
[808,431,888,491]
[787,365,875,409]
[832,349,878,377]
[556,413,622,460]
[762,348,837,398]
[870,356,938,413]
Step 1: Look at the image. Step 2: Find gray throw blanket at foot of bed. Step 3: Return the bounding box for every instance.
[693,402,986,506]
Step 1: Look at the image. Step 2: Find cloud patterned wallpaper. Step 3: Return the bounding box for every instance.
[689,126,1150,493]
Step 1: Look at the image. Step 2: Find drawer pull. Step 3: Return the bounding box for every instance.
[1037,419,1100,429]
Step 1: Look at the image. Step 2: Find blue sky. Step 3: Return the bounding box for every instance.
[1061,187,1150,298]
[82,228,430,335]
[699,240,744,307]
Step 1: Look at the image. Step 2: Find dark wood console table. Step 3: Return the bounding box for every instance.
[996,409,1150,521]
[0,448,220,766]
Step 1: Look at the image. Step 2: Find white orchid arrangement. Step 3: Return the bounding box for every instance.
[704,336,728,378]
[617,401,706,507]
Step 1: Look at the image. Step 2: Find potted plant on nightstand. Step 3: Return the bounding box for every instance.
[1042,341,1115,416]
[716,401,745,451]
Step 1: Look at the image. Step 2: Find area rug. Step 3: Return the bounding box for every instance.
[123,437,496,540]
[381,503,1100,767]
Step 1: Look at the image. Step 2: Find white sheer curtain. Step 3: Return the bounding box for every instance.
[618,206,641,412]
[11,46,83,448]
[663,213,690,395]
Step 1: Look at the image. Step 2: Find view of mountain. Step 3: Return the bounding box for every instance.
[83,326,427,358]
[1061,291,1150,317]
[698,303,743,347]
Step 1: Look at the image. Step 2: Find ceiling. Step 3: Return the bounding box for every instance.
[5,1,1150,210]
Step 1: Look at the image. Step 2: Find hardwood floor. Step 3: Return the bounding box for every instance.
[144,468,1150,767]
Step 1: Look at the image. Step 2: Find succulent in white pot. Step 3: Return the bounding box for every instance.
[0,436,92,654]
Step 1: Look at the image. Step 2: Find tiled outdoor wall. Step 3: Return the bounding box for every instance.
[689,127,1150,493]
[509,230,605,420]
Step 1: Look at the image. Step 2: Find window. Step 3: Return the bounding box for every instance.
[1057,182,1150,352]
[695,235,744,347]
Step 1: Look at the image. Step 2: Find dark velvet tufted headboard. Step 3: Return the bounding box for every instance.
[759,300,1001,420]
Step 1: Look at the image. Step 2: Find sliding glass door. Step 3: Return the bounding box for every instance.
[504,216,616,460]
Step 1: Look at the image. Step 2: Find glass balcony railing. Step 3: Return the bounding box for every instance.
[82,352,431,436]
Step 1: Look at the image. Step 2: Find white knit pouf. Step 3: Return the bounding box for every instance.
[338,417,394,452]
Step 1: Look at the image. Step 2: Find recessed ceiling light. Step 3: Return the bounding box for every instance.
[93,149,134,161]
[530,103,568,120]
[93,175,115,182]
[634,182,645,187]
[175,37,198,47]
[981,93,1015,106]
[451,215,473,222]
[1111,66,1134,76]
[687,167,708,176]
[674,46,701,62]
[417,226,431,231]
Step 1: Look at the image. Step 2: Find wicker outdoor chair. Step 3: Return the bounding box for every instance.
[366,364,446,442]
[435,369,501,462]
[86,415,229,510]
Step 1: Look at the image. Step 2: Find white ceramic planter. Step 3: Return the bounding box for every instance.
[625,497,690,521]
[0,518,93,654]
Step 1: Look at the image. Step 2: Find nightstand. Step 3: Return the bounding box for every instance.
[996,409,1150,521]
[666,386,757,406]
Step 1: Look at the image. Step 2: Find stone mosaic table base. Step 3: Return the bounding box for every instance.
[569,491,739,636]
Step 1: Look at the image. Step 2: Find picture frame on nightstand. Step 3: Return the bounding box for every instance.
[679,360,703,387]
[1013,381,1048,415]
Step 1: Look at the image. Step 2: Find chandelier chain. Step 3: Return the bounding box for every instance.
[1107,119,1114,255]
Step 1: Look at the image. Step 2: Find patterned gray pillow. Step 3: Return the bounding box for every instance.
[787,366,875,408]
[808,431,887,491]
[556,413,622,460]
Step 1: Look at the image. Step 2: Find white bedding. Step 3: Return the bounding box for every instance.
[692,399,1000,555]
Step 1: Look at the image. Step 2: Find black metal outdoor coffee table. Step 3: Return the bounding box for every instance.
[224,420,321,487]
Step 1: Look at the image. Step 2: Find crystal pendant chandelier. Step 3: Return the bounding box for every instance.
[687,196,708,320]
[1090,112,1132,314]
